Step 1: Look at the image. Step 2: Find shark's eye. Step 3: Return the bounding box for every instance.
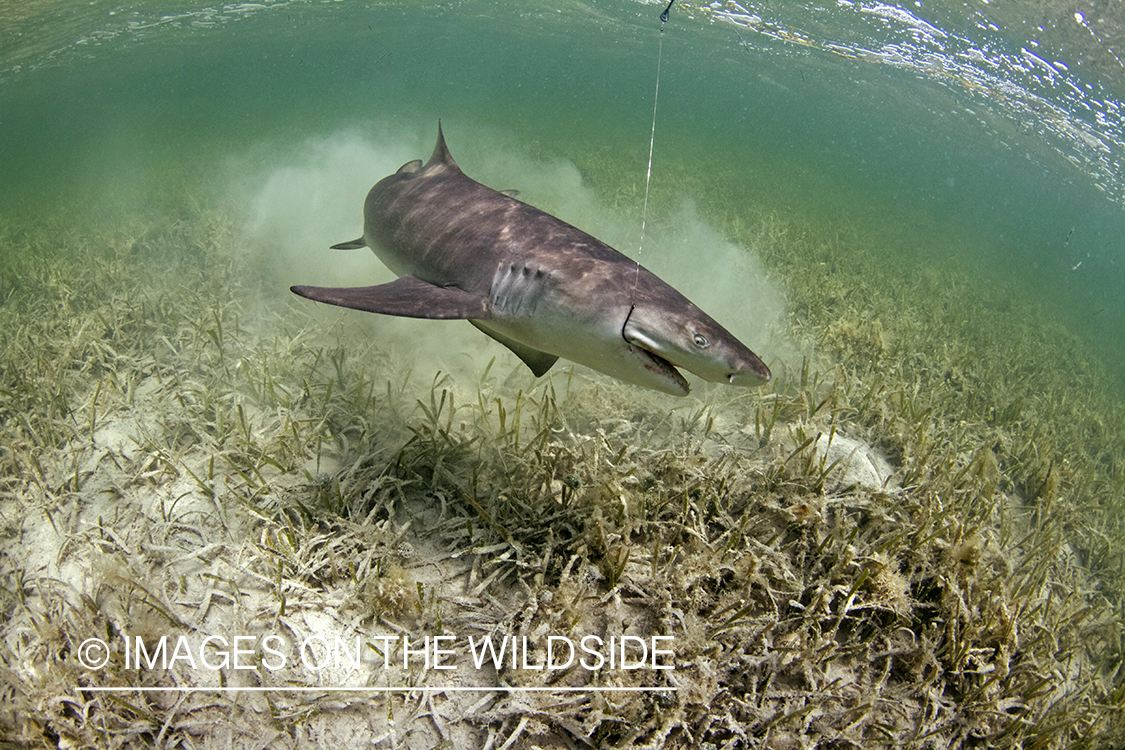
[693,333,709,348]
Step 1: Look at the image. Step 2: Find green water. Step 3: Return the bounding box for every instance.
[0,0,1122,495]
[3,1,1123,373]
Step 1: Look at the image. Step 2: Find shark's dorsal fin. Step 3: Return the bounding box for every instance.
[428,121,460,171]
[292,276,490,320]
[498,189,520,198]
[397,159,423,174]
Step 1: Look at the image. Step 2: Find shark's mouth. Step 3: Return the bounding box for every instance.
[621,305,691,395]
[636,345,690,395]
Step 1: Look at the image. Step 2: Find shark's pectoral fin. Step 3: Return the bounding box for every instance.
[291,276,492,320]
[469,321,559,377]
[330,238,367,250]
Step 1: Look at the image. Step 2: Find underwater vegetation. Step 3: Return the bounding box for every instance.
[0,164,1123,750]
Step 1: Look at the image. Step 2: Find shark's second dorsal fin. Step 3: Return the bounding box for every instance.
[428,121,460,171]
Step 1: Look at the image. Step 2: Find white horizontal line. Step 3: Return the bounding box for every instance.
[79,686,677,693]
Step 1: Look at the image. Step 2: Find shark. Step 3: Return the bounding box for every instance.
[291,124,771,396]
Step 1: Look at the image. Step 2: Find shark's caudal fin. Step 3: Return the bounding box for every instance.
[291,276,490,320]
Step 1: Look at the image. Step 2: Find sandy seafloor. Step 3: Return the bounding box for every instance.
[1,1,1124,748]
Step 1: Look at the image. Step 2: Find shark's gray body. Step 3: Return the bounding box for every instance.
[291,125,770,396]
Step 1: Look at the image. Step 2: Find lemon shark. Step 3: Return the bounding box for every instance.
[291,125,771,396]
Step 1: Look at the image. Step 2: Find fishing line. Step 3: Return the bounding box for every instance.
[627,0,674,321]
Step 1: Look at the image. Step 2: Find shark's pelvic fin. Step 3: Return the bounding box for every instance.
[330,238,366,250]
[291,276,491,320]
[469,321,559,377]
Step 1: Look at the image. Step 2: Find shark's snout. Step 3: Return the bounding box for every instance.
[724,348,772,387]
[729,367,771,387]
[622,302,771,393]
